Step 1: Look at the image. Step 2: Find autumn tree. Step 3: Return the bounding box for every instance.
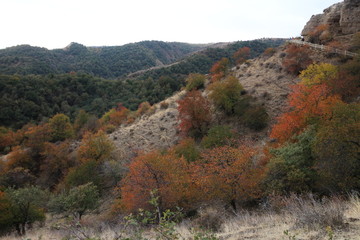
[136,101,152,117]
[48,113,74,142]
[101,103,130,127]
[193,145,263,211]
[313,102,360,192]
[38,141,74,189]
[6,146,34,174]
[60,131,114,190]
[233,47,250,65]
[300,62,358,100]
[77,130,114,163]
[119,150,195,213]
[208,76,244,115]
[299,63,338,86]
[177,90,212,139]
[22,124,51,154]
[263,47,276,57]
[334,58,360,99]
[0,127,16,154]
[210,57,230,82]
[271,63,348,143]
[308,24,331,44]
[270,83,341,143]
[282,44,313,75]
[185,73,206,91]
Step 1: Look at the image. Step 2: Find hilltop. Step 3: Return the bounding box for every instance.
[0,41,205,78]
[0,39,284,79]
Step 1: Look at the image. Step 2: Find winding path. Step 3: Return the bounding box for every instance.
[289,39,358,57]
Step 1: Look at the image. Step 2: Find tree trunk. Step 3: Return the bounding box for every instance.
[15,223,21,236]
[20,223,26,236]
[230,199,237,212]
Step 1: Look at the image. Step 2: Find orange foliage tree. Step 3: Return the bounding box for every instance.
[308,24,331,44]
[177,90,212,139]
[136,101,152,118]
[5,146,34,172]
[263,47,276,57]
[22,124,52,154]
[192,145,264,210]
[118,150,196,213]
[233,47,250,65]
[210,57,230,82]
[299,62,358,100]
[282,44,313,75]
[39,141,74,188]
[270,83,341,143]
[101,103,130,127]
[2,124,53,179]
[0,127,17,153]
[77,130,114,163]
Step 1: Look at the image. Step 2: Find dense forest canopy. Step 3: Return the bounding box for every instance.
[0,41,206,78]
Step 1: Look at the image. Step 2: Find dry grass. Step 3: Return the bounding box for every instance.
[284,194,346,230]
[2,194,360,240]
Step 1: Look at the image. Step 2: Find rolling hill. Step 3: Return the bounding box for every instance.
[0,39,285,128]
[0,41,206,78]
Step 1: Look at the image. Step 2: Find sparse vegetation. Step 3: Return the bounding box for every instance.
[284,194,345,230]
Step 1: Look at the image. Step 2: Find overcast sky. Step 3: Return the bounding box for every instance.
[0,0,342,49]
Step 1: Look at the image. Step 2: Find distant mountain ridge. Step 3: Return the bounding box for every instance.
[0,41,206,78]
[0,38,285,128]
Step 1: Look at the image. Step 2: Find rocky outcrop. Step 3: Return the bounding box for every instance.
[302,0,360,40]
[341,0,360,35]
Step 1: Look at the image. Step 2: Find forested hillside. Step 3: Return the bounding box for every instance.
[0,39,284,128]
[2,0,360,236]
[0,41,205,78]
[1,35,359,238]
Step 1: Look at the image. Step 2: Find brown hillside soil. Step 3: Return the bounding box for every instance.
[234,48,298,122]
[109,91,185,158]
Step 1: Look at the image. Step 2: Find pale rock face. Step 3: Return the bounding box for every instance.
[302,0,360,40]
[340,0,360,35]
